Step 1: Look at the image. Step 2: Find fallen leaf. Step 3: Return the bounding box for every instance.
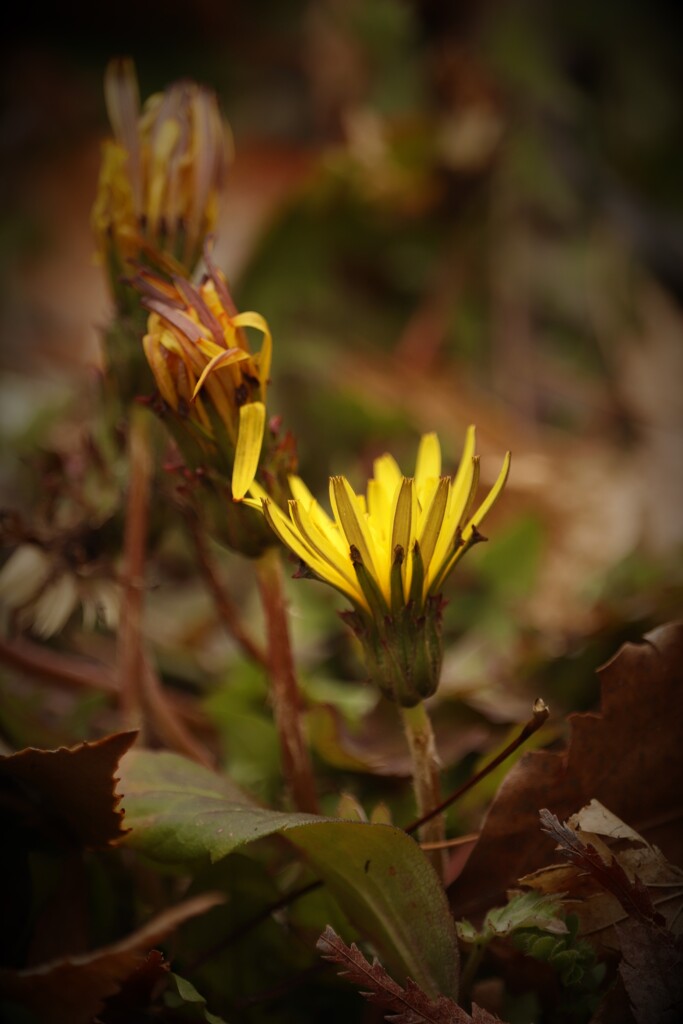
[538,809,664,927]
[0,893,223,1024]
[448,623,683,920]
[522,802,683,951]
[617,919,683,1024]
[97,949,169,1023]
[0,730,137,847]
[317,925,504,1023]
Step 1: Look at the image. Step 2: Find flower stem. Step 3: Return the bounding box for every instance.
[118,403,151,732]
[183,508,268,667]
[255,547,319,814]
[400,700,446,877]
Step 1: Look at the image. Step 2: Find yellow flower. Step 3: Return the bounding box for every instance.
[92,57,230,274]
[249,430,510,704]
[137,248,272,501]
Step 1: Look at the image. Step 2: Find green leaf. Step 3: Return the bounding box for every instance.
[457,892,567,951]
[483,891,568,939]
[164,973,227,1023]
[118,749,459,999]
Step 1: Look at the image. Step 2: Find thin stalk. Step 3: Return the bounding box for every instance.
[459,940,487,1009]
[140,654,214,767]
[255,547,319,813]
[118,404,152,731]
[406,698,550,837]
[184,509,267,667]
[0,635,215,737]
[400,700,446,878]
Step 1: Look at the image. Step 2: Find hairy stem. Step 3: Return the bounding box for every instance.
[400,701,446,878]
[255,547,319,813]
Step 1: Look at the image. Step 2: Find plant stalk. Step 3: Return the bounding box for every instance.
[118,403,152,732]
[400,700,446,878]
[256,547,319,814]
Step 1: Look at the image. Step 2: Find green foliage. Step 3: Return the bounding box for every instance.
[513,915,606,1017]
[163,974,228,1023]
[119,748,460,999]
[457,891,568,946]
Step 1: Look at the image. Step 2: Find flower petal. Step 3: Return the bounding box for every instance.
[414,433,441,493]
[289,501,360,596]
[191,347,249,401]
[330,476,385,602]
[232,311,272,394]
[390,477,417,600]
[262,500,364,609]
[417,476,450,594]
[464,451,511,537]
[232,401,266,500]
[372,453,402,500]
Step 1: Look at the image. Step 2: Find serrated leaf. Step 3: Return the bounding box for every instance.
[522,800,683,952]
[0,731,137,847]
[118,749,460,999]
[450,623,683,921]
[317,926,505,1023]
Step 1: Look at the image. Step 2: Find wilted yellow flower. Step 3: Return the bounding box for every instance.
[249,431,510,704]
[92,57,229,274]
[137,249,272,501]
[0,544,118,639]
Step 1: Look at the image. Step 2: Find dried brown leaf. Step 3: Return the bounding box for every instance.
[0,893,222,1024]
[522,802,683,951]
[617,920,683,1024]
[0,731,137,847]
[539,809,664,926]
[449,623,683,920]
[317,925,504,1023]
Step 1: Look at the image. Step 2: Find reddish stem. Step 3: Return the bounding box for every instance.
[256,548,319,813]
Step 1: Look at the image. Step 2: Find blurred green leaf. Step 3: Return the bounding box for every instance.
[476,515,544,602]
[163,973,227,1023]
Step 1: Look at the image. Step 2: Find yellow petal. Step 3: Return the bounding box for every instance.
[289,502,360,596]
[286,476,341,548]
[232,311,272,395]
[372,453,402,502]
[450,426,477,519]
[390,478,416,599]
[191,347,249,400]
[142,333,179,410]
[329,476,383,598]
[429,427,477,579]
[464,451,511,536]
[417,476,450,591]
[415,433,441,493]
[432,451,511,590]
[232,401,266,500]
[262,500,364,609]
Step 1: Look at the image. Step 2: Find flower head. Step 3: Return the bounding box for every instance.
[92,58,230,276]
[136,247,272,501]
[250,430,510,704]
[0,544,118,639]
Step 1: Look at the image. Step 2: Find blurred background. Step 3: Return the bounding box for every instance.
[1,0,682,788]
